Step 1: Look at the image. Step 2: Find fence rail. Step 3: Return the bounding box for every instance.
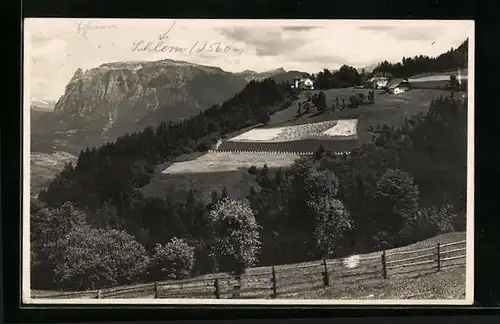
[34,239,467,300]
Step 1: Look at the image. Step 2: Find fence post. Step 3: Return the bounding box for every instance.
[271,266,277,299]
[381,250,387,279]
[437,243,441,272]
[154,281,158,298]
[214,278,221,299]
[232,275,241,298]
[322,259,330,286]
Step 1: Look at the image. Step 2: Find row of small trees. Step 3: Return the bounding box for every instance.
[296,90,375,116]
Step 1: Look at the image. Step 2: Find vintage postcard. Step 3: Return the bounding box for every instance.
[23,19,474,305]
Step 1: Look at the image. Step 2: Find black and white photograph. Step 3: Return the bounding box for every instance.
[23,19,474,305]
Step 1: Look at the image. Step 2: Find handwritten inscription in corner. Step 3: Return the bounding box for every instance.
[75,21,118,39]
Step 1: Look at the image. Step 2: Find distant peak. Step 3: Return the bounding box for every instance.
[266,67,286,73]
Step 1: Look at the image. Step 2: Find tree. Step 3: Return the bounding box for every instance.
[307,196,353,258]
[184,189,197,228]
[211,190,219,205]
[30,201,89,289]
[149,237,195,280]
[449,74,460,89]
[31,202,87,251]
[303,102,311,113]
[304,169,340,200]
[257,164,273,188]
[51,227,149,290]
[312,91,327,111]
[373,169,420,236]
[208,198,261,275]
[221,186,229,199]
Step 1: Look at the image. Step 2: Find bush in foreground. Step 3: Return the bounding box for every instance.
[149,237,195,280]
[51,227,149,291]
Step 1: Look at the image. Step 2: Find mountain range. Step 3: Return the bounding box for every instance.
[356,63,378,75]
[30,60,308,154]
[235,68,309,83]
[31,99,57,111]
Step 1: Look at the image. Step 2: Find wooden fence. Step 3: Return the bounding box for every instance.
[34,239,466,300]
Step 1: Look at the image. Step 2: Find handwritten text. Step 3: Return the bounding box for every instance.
[131,20,244,55]
[76,21,118,39]
[132,40,244,55]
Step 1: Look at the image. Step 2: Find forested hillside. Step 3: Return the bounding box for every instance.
[313,39,468,90]
[371,39,468,77]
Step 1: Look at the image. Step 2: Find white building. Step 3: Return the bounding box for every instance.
[292,77,315,90]
[366,76,389,89]
[387,78,411,94]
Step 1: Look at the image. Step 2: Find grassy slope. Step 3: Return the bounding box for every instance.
[31,232,467,300]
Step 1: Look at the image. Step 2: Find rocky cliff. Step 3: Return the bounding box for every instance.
[235,68,308,84]
[33,59,248,152]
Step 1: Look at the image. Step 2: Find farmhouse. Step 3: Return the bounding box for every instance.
[365,72,394,89]
[366,76,390,89]
[292,76,315,90]
[386,78,411,94]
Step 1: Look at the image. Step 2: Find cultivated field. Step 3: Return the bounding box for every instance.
[407,70,468,90]
[32,232,467,301]
[215,119,358,154]
[227,120,357,142]
[30,151,77,195]
[142,167,260,204]
[163,151,304,174]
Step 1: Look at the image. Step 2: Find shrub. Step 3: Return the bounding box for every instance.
[314,145,326,160]
[149,237,195,280]
[51,227,149,291]
[247,165,258,175]
[402,204,457,243]
[348,95,359,108]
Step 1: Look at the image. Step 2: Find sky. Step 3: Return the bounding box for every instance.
[24,19,473,100]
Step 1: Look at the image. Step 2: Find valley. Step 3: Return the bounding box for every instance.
[29,63,310,194]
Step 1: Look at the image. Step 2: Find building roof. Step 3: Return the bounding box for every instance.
[387,78,410,89]
[373,72,393,78]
